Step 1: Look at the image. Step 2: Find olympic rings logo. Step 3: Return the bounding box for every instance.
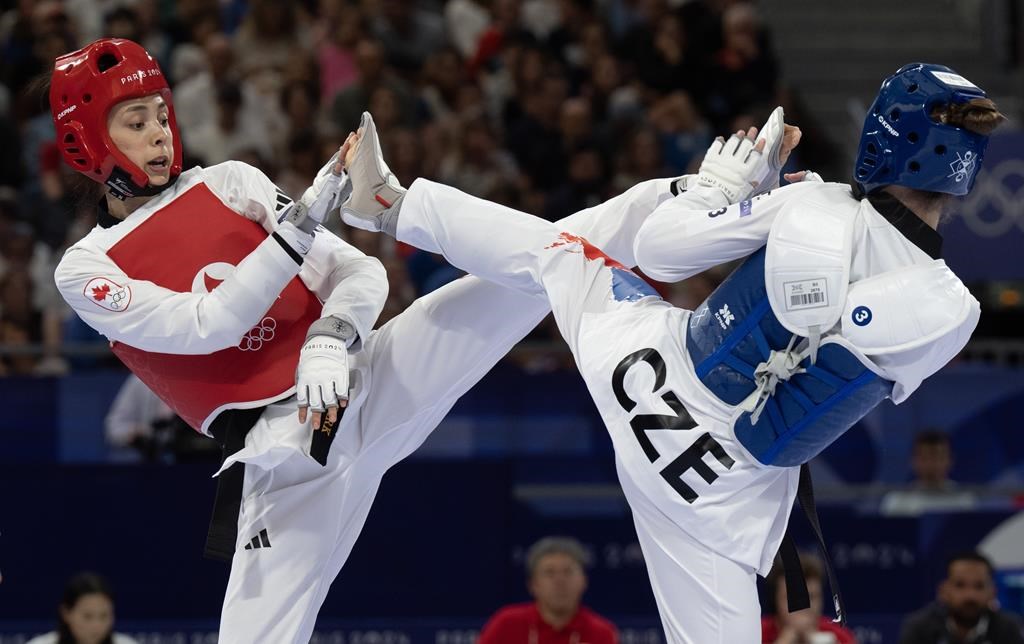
[955,157,1024,238]
[237,317,277,352]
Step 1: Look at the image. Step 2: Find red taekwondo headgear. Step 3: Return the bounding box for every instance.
[49,38,183,200]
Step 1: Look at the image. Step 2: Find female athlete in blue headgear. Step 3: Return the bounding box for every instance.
[341,63,1004,642]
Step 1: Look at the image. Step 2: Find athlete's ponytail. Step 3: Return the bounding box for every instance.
[931,97,1006,136]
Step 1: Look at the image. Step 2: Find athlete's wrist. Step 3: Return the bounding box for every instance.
[307,315,358,348]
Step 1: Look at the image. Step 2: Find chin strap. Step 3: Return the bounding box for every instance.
[104,165,180,201]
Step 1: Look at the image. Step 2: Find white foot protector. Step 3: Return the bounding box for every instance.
[340,111,406,232]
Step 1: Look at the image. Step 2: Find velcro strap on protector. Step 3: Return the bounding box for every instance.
[305,315,357,346]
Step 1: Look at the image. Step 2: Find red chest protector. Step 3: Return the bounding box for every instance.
[107,183,321,433]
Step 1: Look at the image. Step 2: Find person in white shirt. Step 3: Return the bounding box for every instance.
[340,61,1003,642]
[104,373,175,448]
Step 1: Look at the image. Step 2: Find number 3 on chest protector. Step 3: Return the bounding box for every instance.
[611,348,735,503]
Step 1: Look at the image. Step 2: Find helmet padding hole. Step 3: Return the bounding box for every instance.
[935,145,947,155]
[97,53,120,73]
[909,161,920,173]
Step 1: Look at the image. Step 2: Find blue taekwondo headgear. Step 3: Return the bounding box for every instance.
[854,63,991,196]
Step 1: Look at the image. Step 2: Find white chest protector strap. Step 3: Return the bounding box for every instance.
[840,260,980,403]
[765,196,857,361]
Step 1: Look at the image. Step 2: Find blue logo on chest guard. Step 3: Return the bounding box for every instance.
[852,306,873,326]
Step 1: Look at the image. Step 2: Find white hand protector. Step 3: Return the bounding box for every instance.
[698,106,788,203]
[696,132,764,203]
[295,334,349,414]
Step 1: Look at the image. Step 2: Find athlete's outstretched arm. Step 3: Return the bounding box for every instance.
[633,118,812,283]
[633,178,822,283]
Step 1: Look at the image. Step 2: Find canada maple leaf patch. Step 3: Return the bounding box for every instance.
[83,277,131,312]
[91,283,111,301]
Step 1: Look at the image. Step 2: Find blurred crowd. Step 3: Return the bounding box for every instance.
[0,0,819,377]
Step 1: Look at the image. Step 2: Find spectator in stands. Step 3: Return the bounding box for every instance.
[611,125,666,194]
[314,0,365,103]
[185,81,274,166]
[26,572,138,644]
[173,32,284,153]
[479,536,617,644]
[105,373,218,464]
[648,90,713,174]
[705,2,779,129]
[880,430,977,516]
[762,551,857,643]
[330,38,416,134]
[370,0,446,74]
[0,0,792,376]
[437,116,519,200]
[900,551,1024,644]
[543,143,610,221]
[232,0,307,84]
[106,373,175,449]
[0,265,40,375]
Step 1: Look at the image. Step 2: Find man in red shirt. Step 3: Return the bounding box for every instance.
[761,552,857,644]
[480,537,618,644]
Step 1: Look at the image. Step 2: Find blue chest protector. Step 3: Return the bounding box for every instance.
[686,247,893,467]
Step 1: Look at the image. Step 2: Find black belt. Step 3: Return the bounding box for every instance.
[204,407,265,562]
[203,405,343,562]
[778,463,847,626]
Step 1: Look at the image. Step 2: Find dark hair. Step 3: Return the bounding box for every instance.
[913,430,951,449]
[19,72,54,121]
[216,81,243,107]
[946,551,994,578]
[279,79,320,111]
[525,536,590,579]
[57,573,116,644]
[104,6,140,28]
[931,97,1006,136]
